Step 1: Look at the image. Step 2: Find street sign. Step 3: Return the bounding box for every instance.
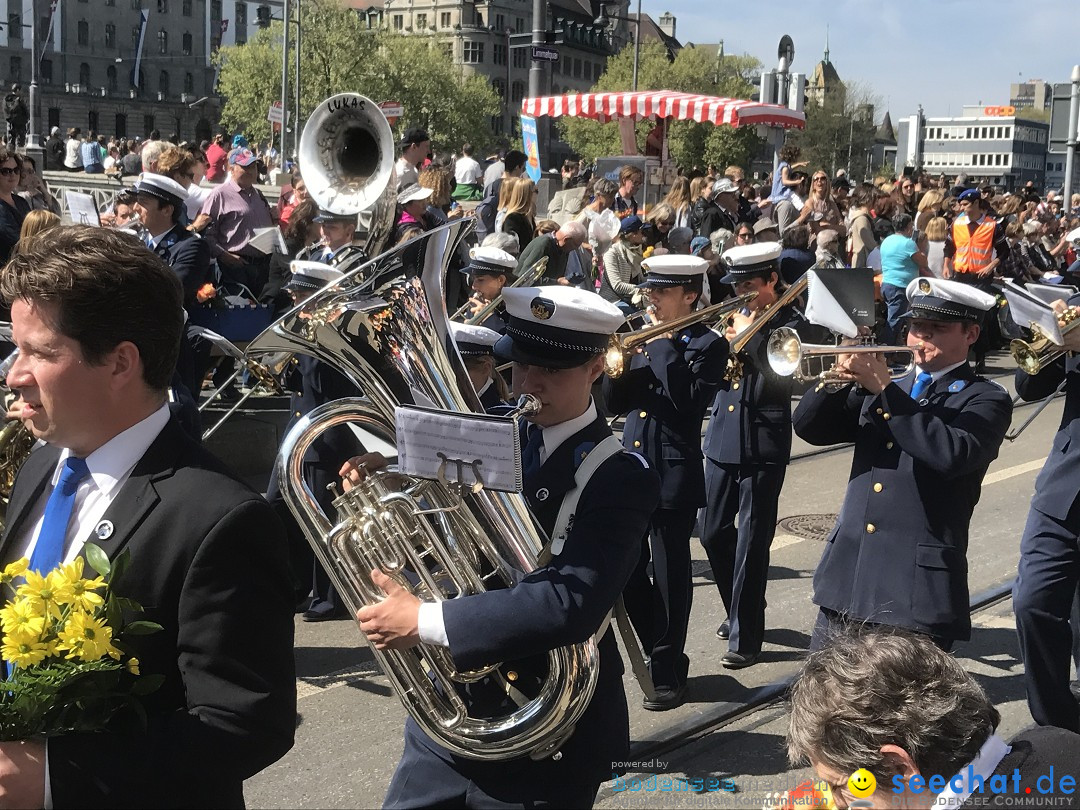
[378,101,404,126]
[531,46,559,63]
[267,101,289,125]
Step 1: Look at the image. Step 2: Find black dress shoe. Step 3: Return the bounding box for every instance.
[721,651,759,669]
[302,608,348,622]
[642,684,687,712]
[716,620,730,640]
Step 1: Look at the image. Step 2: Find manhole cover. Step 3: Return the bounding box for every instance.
[777,514,838,542]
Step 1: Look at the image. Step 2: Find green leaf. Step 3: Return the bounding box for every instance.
[114,597,144,614]
[109,549,131,587]
[130,674,165,696]
[121,621,163,636]
[83,543,111,578]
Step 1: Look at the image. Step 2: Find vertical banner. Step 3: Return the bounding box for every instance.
[132,8,149,88]
[520,114,541,183]
[41,0,60,62]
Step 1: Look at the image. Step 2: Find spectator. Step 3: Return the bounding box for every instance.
[600,215,646,313]
[63,127,83,172]
[644,202,676,251]
[774,171,808,234]
[205,132,228,182]
[480,231,520,257]
[500,177,536,254]
[787,630,1080,810]
[392,184,435,245]
[891,176,918,219]
[666,226,693,255]
[263,197,321,311]
[80,131,104,174]
[613,165,643,217]
[156,147,198,220]
[753,217,780,243]
[0,149,29,264]
[475,149,526,241]
[16,208,59,245]
[814,229,845,269]
[879,213,929,342]
[831,176,851,217]
[276,170,309,229]
[140,139,170,175]
[915,189,945,233]
[183,147,210,223]
[796,171,844,236]
[924,216,949,278]
[692,178,739,239]
[663,176,693,229]
[515,220,587,285]
[452,143,484,201]
[779,224,815,284]
[197,147,275,295]
[44,126,64,171]
[395,127,430,191]
[482,147,506,189]
[119,139,142,175]
[418,165,456,217]
[847,183,878,268]
[770,143,807,203]
[546,160,588,225]
[16,155,60,215]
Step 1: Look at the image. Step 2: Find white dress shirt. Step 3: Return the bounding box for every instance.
[146,227,171,251]
[930,733,1010,807]
[416,400,600,647]
[904,360,967,395]
[9,403,171,567]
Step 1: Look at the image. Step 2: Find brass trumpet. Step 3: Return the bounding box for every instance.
[1010,307,1080,375]
[724,274,809,382]
[604,292,758,379]
[451,257,548,324]
[767,327,916,388]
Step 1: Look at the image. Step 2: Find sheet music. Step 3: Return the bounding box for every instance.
[1002,281,1063,344]
[395,405,522,492]
[67,192,101,227]
[248,227,288,255]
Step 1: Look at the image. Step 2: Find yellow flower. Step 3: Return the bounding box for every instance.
[16,570,71,618]
[55,558,106,612]
[126,657,140,675]
[1,628,50,667]
[0,599,45,638]
[0,558,28,586]
[57,611,117,661]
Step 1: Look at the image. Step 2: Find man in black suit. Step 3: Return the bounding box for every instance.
[605,255,729,710]
[344,285,660,808]
[0,225,295,807]
[794,277,1012,652]
[787,630,1080,809]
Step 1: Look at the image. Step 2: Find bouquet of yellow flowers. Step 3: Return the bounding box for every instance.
[0,543,162,740]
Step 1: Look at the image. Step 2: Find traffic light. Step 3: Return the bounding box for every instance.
[255,5,272,29]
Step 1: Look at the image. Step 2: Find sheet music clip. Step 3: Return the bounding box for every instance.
[436,452,486,494]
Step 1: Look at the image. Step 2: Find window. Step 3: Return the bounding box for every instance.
[440,12,451,27]
[78,20,89,45]
[88,111,98,133]
[210,0,221,19]
[495,13,504,28]
[441,42,453,60]
[416,13,427,29]
[107,65,117,91]
[573,58,582,78]
[182,32,192,54]
[105,23,115,47]
[159,71,169,96]
[40,59,51,85]
[511,81,524,103]
[515,17,524,32]
[493,43,506,65]
[513,48,527,68]
[48,108,60,130]
[1003,126,1012,139]
[7,14,20,41]
[183,0,192,15]
[8,57,20,82]
[115,113,127,138]
[158,29,167,53]
[105,0,114,4]
[492,78,505,98]
[184,72,194,94]
[236,2,246,26]
[132,26,140,47]
[131,0,140,7]
[393,14,403,30]
[157,0,168,12]
[463,41,484,63]
[79,62,91,87]
[144,115,155,137]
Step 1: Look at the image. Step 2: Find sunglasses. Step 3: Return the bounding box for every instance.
[0,167,17,176]
[737,232,754,239]
[813,176,827,182]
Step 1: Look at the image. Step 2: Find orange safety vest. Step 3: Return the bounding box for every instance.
[952,215,996,272]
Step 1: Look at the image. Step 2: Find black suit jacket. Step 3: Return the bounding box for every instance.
[605,322,728,509]
[2,418,296,808]
[153,225,212,311]
[793,365,1012,640]
[961,726,1080,806]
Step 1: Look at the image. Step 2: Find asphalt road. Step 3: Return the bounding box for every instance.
[243,354,1067,809]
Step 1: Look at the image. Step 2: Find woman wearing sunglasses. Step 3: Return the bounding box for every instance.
[0,148,29,266]
[796,172,843,237]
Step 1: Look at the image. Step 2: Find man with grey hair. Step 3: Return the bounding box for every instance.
[515,220,588,285]
[787,630,1080,808]
[666,226,693,255]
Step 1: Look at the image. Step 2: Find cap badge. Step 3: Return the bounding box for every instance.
[918,279,932,294]
[530,297,556,321]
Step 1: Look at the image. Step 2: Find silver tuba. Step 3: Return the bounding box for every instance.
[249,113,599,759]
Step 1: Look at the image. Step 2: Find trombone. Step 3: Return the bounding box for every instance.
[724,274,810,382]
[767,327,916,389]
[1010,306,1080,375]
[604,292,758,379]
[451,257,548,324]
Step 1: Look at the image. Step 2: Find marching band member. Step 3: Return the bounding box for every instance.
[699,243,804,669]
[794,277,1012,652]
[297,207,365,267]
[449,321,511,410]
[1013,293,1080,733]
[460,246,517,333]
[604,255,729,710]
[345,286,660,809]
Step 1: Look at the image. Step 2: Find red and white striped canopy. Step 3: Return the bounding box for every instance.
[521,91,805,129]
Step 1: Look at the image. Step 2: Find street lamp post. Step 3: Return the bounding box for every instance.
[596,3,641,92]
[1063,64,1080,209]
[294,0,302,161]
[279,0,290,161]
[26,4,41,157]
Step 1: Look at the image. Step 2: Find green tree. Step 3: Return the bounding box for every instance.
[214,23,283,145]
[790,85,880,182]
[558,43,764,168]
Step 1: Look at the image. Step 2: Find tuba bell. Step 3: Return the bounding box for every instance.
[248,128,599,759]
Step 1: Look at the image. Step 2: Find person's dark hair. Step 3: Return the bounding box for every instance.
[149,128,161,140]
[782,224,811,250]
[199,139,210,152]
[892,212,914,233]
[285,197,320,246]
[67,127,80,139]
[788,629,999,787]
[678,275,704,305]
[463,355,510,402]
[1,226,183,390]
[504,149,527,175]
[851,182,877,211]
[872,216,895,241]
[462,143,473,156]
[779,144,801,163]
[19,154,35,172]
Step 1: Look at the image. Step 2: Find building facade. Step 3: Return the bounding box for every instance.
[895,107,1048,191]
[0,0,230,146]
[1010,79,1051,113]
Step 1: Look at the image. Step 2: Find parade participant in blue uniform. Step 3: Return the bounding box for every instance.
[346,285,660,809]
[700,242,804,668]
[604,255,729,710]
[794,277,1012,652]
[460,246,517,334]
[1013,292,1080,733]
[296,207,366,267]
[268,260,365,620]
[449,321,511,410]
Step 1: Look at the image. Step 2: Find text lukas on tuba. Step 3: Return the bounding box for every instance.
[248,103,598,761]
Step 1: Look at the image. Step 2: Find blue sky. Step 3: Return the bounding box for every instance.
[653,0,1074,121]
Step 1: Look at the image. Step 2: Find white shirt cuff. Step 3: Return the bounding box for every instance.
[417,601,449,647]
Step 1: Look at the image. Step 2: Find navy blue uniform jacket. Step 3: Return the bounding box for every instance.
[604,322,728,509]
[437,413,659,783]
[703,304,803,466]
[283,356,365,464]
[793,364,1012,641]
[153,225,212,311]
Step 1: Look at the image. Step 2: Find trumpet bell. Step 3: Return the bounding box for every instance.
[766,329,802,378]
[1010,337,1049,376]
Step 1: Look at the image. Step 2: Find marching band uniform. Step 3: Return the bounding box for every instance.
[699,243,804,668]
[794,278,1012,651]
[383,286,660,809]
[604,256,728,709]
[1014,291,1080,732]
[449,321,509,411]
[462,246,517,334]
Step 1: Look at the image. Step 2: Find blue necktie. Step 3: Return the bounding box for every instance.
[29,457,90,574]
[909,371,933,402]
[521,425,544,483]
